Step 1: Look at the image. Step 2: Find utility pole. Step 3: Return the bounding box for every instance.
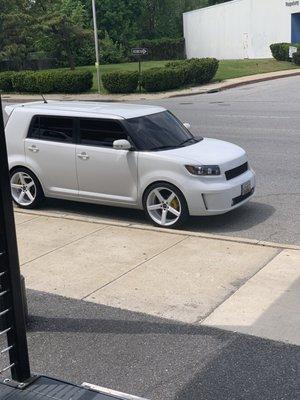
[92,0,101,94]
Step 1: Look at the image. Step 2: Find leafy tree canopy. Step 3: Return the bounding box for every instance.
[0,0,231,69]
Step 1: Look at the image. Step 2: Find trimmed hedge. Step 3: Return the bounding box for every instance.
[270,43,300,61]
[128,37,185,61]
[0,70,93,93]
[102,71,139,93]
[166,58,219,85]
[270,43,292,61]
[142,58,219,92]
[141,67,185,92]
[0,71,17,92]
[292,51,300,65]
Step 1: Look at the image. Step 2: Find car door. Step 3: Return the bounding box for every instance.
[25,115,78,198]
[76,117,138,205]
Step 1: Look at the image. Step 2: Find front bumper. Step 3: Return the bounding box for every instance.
[187,169,256,216]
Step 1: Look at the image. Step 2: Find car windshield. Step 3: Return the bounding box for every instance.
[124,111,202,151]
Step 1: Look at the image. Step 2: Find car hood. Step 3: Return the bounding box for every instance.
[163,138,247,171]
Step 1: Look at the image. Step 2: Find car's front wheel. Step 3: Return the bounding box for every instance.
[143,183,189,228]
[10,168,44,209]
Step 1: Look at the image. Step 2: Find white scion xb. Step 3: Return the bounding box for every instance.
[5,101,255,228]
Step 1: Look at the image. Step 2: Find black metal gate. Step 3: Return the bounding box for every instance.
[0,95,144,400]
[0,96,32,387]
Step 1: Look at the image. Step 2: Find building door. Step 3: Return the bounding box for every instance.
[243,33,249,59]
[291,13,300,44]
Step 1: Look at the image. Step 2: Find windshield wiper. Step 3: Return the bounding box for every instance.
[179,137,198,146]
[150,145,178,151]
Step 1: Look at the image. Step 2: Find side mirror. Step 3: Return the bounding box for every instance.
[113,139,132,151]
[183,122,191,130]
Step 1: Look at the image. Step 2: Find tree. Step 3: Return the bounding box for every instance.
[34,0,91,69]
[0,2,36,70]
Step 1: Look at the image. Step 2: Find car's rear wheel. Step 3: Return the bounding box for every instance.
[143,183,189,228]
[10,168,44,209]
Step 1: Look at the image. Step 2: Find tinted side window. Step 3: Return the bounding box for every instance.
[29,116,74,143]
[79,119,127,147]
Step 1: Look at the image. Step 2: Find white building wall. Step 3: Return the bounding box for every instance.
[183,0,300,60]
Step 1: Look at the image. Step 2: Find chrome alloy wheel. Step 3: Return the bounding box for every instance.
[10,172,37,206]
[146,187,182,227]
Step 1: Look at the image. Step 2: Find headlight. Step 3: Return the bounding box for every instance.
[185,165,221,176]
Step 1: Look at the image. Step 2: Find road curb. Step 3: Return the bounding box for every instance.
[168,70,300,98]
[14,209,300,252]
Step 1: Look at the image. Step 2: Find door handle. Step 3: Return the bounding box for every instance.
[77,152,89,160]
[28,145,39,153]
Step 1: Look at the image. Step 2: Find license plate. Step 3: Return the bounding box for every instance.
[241,180,252,196]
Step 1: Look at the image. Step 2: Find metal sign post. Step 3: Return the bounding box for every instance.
[131,48,148,93]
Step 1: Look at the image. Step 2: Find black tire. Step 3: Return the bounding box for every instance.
[10,167,44,209]
[143,182,189,229]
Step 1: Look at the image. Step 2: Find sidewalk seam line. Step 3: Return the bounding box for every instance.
[197,248,284,325]
[20,225,110,267]
[81,236,189,301]
[16,215,41,226]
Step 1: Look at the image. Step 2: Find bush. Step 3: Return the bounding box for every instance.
[128,37,185,61]
[0,71,17,92]
[166,58,219,85]
[270,43,293,61]
[102,71,139,93]
[292,51,300,65]
[141,67,185,92]
[52,70,93,93]
[75,35,95,67]
[100,32,125,64]
[141,57,218,93]
[10,69,93,93]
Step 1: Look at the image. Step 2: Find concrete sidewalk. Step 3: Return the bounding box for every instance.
[15,210,300,346]
[3,68,300,102]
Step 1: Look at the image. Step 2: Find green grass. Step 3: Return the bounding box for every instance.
[215,59,299,81]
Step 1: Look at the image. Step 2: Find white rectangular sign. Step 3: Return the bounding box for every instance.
[289,46,298,58]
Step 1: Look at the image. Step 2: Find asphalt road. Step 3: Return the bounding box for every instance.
[3,76,300,244]
[146,77,300,245]
[23,290,299,400]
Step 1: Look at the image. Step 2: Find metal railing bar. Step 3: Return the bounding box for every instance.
[1,345,14,355]
[0,363,15,374]
[0,327,11,336]
[0,309,10,318]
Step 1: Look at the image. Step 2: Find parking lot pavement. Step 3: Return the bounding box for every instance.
[15,210,300,346]
[26,290,300,400]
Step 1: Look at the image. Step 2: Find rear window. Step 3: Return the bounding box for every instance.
[28,116,74,143]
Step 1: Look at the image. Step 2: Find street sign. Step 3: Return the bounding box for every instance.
[131,48,148,56]
[289,46,298,58]
[131,48,148,93]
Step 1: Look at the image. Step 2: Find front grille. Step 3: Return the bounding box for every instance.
[225,162,248,180]
[232,187,254,206]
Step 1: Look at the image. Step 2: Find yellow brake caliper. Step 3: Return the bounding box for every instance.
[170,197,180,211]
